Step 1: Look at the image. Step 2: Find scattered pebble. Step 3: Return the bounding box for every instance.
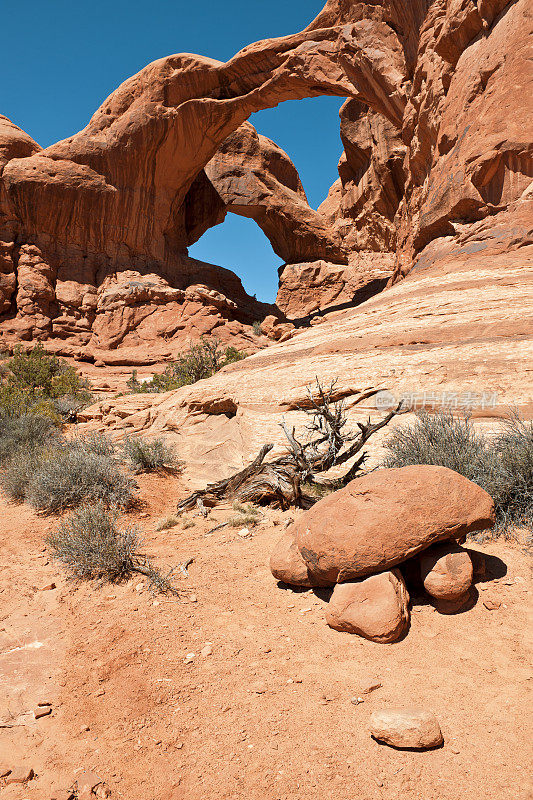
[40,583,56,591]
[237,528,251,538]
[360,680,382,695]
[135,583,145,592]
[0,767,12,778]
[34,705,52,719]
[299,607,312,614]
[184,652,195,663]
[483,599,501,610]
[350,696,365,705]
[189,595,198,603]
[200,643,213,657]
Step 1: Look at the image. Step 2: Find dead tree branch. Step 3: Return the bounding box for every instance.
[177,380,402,510]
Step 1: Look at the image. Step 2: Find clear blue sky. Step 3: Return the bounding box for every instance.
[2,0,344,303]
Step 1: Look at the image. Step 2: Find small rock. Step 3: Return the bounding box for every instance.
[237,528,251,538]
[189,595,198,603]
[94,360,106,368]
[78,724,91,733]
[0,767,12,778]
[420,542,473,601]
[135,583,145,592]
[370,708,444,749]
[5,767,35,784]
[200,643,213,657]
[360,680,382,695]
[326,570,410,643]
[350,696,365,705]
[51,790,74,800]
[40,583,56,591]
[34,705,52,718]
[76,770,103,792]
[184,652,195,663]
[250,681,267,694]
[483,599,501,610]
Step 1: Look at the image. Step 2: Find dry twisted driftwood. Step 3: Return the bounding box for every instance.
[178,380,403,511]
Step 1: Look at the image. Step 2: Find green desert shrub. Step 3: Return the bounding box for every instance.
[47,502,138,582]
[122,435,179,473]
[0,344,92,420]
[47,503,179,593]
[126,337,245,394]
[382,410,533,533]
[228,500,262,527]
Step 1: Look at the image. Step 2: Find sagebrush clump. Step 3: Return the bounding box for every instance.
[382,410,533,533]
[0,422,135,511]
[47,503,178,593]
[127,337,245,394]
[25,445,135,512]
[123,435,179,472]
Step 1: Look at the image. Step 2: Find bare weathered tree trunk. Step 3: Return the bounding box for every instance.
[178,380,403,511]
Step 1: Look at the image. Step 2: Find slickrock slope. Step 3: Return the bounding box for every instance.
[79,241,533,485]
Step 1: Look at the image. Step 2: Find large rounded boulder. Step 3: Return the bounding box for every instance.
[293,466,495,585]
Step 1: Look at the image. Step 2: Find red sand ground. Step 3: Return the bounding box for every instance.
[1,472,532,800]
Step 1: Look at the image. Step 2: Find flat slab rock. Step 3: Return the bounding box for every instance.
[293,465,495,584]
[370,708,444,749]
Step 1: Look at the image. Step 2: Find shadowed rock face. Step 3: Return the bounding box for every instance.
[0,0,531,358]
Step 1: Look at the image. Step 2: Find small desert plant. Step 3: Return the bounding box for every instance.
[155,515,180,531]
[484,414,533,531]
[126,338,246,394]
[71,431,117,457]
[229,500,262,527]
[252,321,263,337]
[382,410,533,533]
[122,435,178,473]
[0,446,47,501]
[46,503,178,593]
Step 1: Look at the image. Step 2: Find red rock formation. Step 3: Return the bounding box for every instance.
[0,0,531,355]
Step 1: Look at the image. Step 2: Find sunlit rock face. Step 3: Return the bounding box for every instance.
[0,0,531,358]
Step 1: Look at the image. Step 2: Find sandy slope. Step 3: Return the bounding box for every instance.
[1,473,532,800]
